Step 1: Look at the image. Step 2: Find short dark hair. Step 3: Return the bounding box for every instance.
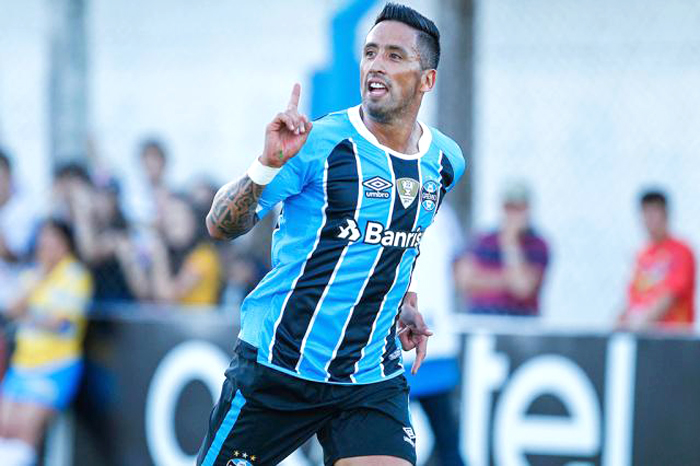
[374,3,440,70]
[0,148,10,173]
[44,218,78,256]
[54,162,91,184]
[640,189,668,209]
[140,138,167,161]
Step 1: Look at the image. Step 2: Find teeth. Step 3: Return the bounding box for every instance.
[369,83,386,90]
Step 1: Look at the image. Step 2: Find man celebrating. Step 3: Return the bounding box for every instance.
[199,4,465,465]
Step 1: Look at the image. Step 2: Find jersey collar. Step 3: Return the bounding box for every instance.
[348,105,432,160]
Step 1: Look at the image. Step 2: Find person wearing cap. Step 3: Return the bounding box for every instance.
[454,181,549,317]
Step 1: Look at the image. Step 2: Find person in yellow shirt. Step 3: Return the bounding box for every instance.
[149,193,222,307]
[0,219,93,466]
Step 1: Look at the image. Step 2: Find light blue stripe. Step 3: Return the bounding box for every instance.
[202,390,247,466]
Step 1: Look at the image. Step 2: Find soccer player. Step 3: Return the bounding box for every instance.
[198,4,465,465]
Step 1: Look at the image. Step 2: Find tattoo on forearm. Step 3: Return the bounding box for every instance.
[207,175,264,239]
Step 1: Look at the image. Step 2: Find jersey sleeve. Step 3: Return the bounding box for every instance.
[435,132,467,194]
[255,133,321,219]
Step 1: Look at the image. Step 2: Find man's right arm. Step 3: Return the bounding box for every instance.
[206,176,264,240]
[205,83,312,242]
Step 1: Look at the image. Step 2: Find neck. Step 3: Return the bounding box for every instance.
[43,254,67,273]
[650,231,669,244]
[360,105,422,154]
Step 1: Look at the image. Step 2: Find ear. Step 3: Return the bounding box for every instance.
[419,69,437,93]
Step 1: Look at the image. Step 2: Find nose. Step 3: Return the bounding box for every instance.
[366,53,387,74]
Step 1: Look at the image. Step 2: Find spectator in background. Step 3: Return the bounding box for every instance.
[50,162,93,223]
[125,138,171,229]
[69,177,148,304]
[141,193,222,308]
[619,190,696,330]
[455,181,549,316]
[0,219,93,466]
[404,204,465,466]
[188,176,219,217]
[220,246,266,311]
[0,150,39,310]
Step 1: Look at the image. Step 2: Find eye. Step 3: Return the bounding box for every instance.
[364,49,376,58]
[390,53,402,60]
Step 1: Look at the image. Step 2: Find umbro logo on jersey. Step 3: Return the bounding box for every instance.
[362,176,392,199]
[337,218,361,242]
[396,177,420,208]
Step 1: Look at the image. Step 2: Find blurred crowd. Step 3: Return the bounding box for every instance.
[0,138,696,465]
[0,141,274,465]
[0,141,270,318]
[1,139,695,328]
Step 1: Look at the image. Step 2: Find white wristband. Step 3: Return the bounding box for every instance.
[247,158,280,185]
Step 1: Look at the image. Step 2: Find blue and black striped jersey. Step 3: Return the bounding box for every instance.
[239,105,466,384]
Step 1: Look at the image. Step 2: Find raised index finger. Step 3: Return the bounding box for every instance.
[287,83,301,111]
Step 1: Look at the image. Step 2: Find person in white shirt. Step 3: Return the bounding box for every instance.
[0,150,39,310]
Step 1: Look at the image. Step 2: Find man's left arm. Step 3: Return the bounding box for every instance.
[398,291,433,374]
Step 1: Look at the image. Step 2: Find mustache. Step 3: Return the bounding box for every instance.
[365,74,391,87]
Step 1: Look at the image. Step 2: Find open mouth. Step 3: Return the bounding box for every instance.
[367,79,389,97]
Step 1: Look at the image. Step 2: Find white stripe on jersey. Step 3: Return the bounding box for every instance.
[295,139,363,373]
[267,157,330,364]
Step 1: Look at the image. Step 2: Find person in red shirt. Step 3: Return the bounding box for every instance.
[620,190,696,330]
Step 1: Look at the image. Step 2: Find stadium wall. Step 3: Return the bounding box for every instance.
[64,315,700,466]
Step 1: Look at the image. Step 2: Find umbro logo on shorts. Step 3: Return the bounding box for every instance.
[403,426,416,448]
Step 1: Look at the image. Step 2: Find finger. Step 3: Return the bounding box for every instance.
[275,112,296,132]
[299,114,310,134]
[399,330,415,351]
[287,112,304,135]
[411,311,433,336]
[408,319,432,337]
[287,83,301,111]
[283,109,306,135]
[411,337,428,375]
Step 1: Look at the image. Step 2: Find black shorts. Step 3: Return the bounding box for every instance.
[196,340,416,466]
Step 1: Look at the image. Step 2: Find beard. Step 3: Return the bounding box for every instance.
[363,94,410,124]
[362,78,421,125]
